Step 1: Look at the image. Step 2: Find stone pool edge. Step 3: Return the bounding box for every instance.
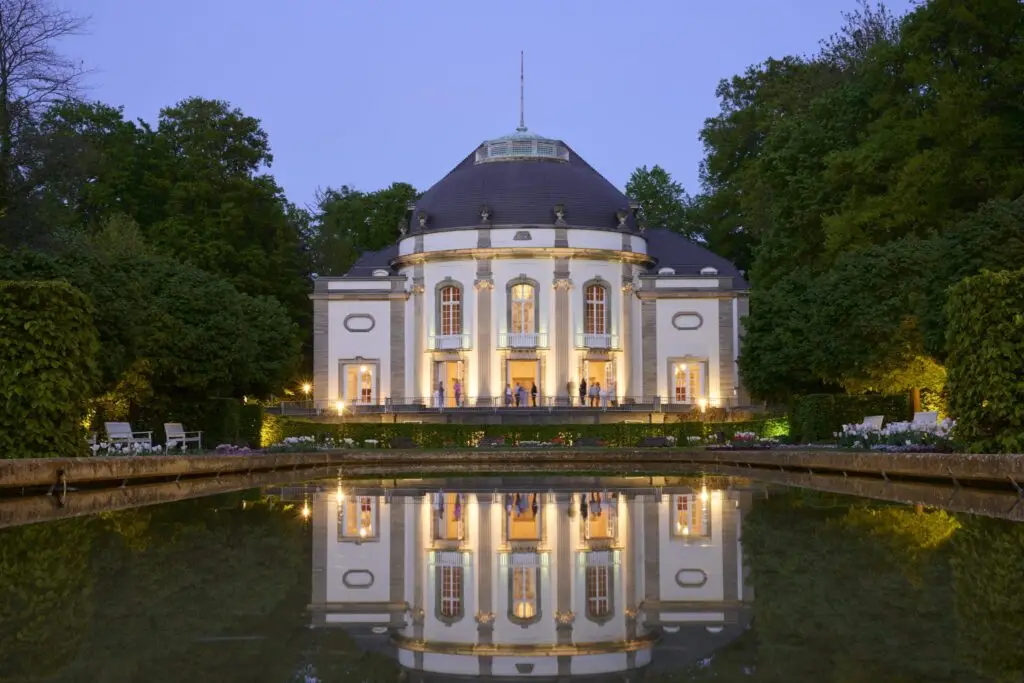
[1,449,1022,491]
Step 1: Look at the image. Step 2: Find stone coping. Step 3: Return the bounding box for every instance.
[2,449,1022,492]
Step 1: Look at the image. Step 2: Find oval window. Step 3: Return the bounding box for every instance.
[675,569,709,588]
[343,314,375,333]
[342,570,375,589]
[672,313,703,330]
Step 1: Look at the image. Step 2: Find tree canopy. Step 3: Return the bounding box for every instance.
[694,0,1024,402]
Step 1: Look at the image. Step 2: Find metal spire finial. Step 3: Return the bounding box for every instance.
[517,50,527,132]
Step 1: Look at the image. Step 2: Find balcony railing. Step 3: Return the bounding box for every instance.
[269,394,758,416]
[575,332,619,350]
[428,334,471,351]
[497,331,548,349]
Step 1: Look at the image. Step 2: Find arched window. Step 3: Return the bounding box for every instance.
[586,565,611,618]
[440,285,461,337]
[440,566,463,618]
[510,283,535,334]
[584,284,607,335]
[512,567,537,619]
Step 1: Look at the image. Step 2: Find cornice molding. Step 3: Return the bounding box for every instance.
[392,247,652,269]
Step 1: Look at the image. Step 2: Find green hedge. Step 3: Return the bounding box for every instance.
[134,397,262,448]
[238,404,264,448]
[260,416,789,448]
[0,281,100,458]
[788,394,911,443]
[946,269,1024,453]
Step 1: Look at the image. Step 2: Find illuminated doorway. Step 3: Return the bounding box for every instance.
[581,359,615,405]
[506,359,539,406]
[434,360,465,407]
[672,361,706,404]
[342,363,377,404]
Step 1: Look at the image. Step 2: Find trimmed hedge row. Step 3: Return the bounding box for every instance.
[133,398,264,448]
[0,281,100,459]
[946,269,1024,453]
[787,393,912,444]
[260,415,789,448]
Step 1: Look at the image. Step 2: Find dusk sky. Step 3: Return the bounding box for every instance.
[60,0,914,207]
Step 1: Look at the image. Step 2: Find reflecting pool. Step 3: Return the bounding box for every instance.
[1,474,1022,682]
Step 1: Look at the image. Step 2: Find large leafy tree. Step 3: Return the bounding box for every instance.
[309,181,418,276]
[711,0,1024,400]
[0,0,87,244]
[625,165,699,240]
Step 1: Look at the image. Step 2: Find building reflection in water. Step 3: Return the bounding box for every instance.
[309,477,754,680]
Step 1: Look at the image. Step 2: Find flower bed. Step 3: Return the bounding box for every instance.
[836,418,956,452]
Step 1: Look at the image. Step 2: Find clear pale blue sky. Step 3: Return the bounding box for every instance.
[60,0,914,208]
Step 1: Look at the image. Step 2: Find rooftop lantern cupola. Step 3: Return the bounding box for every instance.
[474,52,569,165]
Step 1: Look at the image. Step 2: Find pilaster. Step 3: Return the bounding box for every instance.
[312,280,329,405]
[412,265,424,401]
[641,299,658,399]
[621,264,635,399]
[555,492,574,645]
[718,298,735,405]
[553,259,572,404]
[310,495,329,626]
[475,260,494,402]
[390,285,406,402]
[477,496,494,645]
[721,493,740,602]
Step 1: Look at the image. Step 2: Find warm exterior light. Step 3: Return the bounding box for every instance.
[360,365,368,373]
[301,504,311,519]
[301,382,312,395]
[359,526,368,538]
[700,487,710,503]
[335,400,345,415]
[697,398,708,412]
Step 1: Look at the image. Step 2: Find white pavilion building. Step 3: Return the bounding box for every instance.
[308,477,754,679]
[311,123,749,411]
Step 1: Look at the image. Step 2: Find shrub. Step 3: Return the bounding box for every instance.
[238,403,264,448]
[0,281,100,458]
[788,394,911,444]
[946,269,1024,453]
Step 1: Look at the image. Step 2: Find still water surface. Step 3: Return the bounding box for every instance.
[1,474,1022,682]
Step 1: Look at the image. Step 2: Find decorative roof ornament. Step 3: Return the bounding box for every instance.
[473,52,569,164]
[398,217,408,236]
[517,50,527,133]
[553,203,567,225]
[417,211,428,228]
[480,204,491,222]
[616,209,629,228]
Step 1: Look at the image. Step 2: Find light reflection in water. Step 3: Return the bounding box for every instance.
[309,477,754,679]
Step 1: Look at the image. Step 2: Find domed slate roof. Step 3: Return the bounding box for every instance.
[413,133,638,233]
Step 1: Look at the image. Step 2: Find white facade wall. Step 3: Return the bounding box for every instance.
[326,299,391,403]
[320,227,743,405]
[655,298,722,404]
[325,497,392,604]
[656,493,726,602]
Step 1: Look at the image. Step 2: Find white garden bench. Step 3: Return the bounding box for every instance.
[105,422,153,447]
[164,423,203,450]
[861,415,885,430]
[912,411,939,427]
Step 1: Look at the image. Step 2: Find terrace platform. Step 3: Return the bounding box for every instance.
[269,402,769,425]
